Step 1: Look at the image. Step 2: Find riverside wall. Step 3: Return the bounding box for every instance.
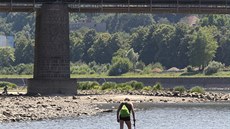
[1,77,230,89]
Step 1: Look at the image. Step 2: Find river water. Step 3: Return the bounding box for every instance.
[1,103,230,129]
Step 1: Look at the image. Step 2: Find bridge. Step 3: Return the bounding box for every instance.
[0,0,230,13]
[0,0,228,95]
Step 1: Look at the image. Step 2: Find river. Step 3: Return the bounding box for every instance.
[1,103,230,129]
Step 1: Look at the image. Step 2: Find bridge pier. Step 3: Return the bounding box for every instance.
[27,4,76,95]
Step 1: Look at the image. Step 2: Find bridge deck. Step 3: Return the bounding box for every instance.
[0,0,230,13]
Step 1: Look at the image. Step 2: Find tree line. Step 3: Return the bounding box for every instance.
[1,13,230,73]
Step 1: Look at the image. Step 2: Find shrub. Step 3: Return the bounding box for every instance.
[122,85,134,91]
[77,81,99,90]
[108,57,131,76]
[152,62,163,70]
[116,84,134,91]
[92,85,101,90]
[204,61,224,75]
[101,82,116,90]
[173,86,186,94]
[190,86,205,94]
[14,63,33,75]
[143,62,163,74]
[0,81,17,89]
[0,64,33,75]
[142,86,152,91]
[70,62,91,75]
[153,82,163,91]
[136,61,145,70]
[127,81,144,90]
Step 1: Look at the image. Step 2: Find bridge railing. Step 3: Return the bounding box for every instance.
[0,0,230,13]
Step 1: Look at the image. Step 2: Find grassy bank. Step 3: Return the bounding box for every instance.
[1,71,230,78]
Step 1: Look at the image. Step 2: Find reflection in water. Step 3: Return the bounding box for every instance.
[1,103,230,129]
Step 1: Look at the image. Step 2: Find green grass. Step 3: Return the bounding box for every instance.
[0,75,32,78]
[1,71,230,78]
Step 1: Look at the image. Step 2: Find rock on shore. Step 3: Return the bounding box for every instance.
[0,90,229,123]
[0,96,102,122]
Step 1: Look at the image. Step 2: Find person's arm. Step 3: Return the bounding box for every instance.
[131,103,136,125]
[117,103,123,122]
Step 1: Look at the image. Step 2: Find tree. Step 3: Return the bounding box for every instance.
[130,27,149,52]
[199,15,230,27]
[168,23,190,68]
[214,27,230,65]
[14,27,34,65]
[105,14,155,33]
[0,17,12,35]
[0,47,15,67]
[88,33,111,63]
[81,29,98,63]
[108,56,132,76]
[126,48,139,71]
[70,31,84,62]
[188,27,218,70]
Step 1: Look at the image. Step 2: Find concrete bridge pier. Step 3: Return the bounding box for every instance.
[27,4,76,95]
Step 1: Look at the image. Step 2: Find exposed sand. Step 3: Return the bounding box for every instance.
[0,91,229,123]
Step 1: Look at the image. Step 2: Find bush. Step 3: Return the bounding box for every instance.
[142,86,152,91]
[15,63,33,75]
[204,61,224,75]
[173,86,186,94]
[71,62,91,75]
[77,81,99,90]
[152,62,163,70]
[190,86,205,94]
[136,61,145,70]
[143,62,163,74]
[153,82,163,91]
[0,64,33,75]
[0,81,17,89]
[127,81,144,90]
[101,82,117,90]
[108,57,131,76]
[92,85,101,90]
[116,84,134,91]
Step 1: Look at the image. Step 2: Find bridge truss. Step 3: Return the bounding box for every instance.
[0,0,230,13]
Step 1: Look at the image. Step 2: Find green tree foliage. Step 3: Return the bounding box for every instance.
[0,81,17,89]
[108,56,131,76]
[169,23,190,68]
[130,27,149,52]
[188,27,218,69]
[153,24,176,67]
[105,14,155,33]
[190,86,205,94]
[88,33,111,63]
[138,24,181,68]
[82,29,98,63]
[0,17,12,35]
[126,48,139,71]
[70,31,84,62]
[0,47,15,67]
[204,61,224,75]
[1,13,230,71]
[199,15,230,27]
[14,26,34,65]
[214,27,230,65]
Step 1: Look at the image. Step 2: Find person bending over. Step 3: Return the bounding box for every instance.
[117,98,136,129]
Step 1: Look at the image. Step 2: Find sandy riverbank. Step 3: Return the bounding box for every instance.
[0,91,230,123]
